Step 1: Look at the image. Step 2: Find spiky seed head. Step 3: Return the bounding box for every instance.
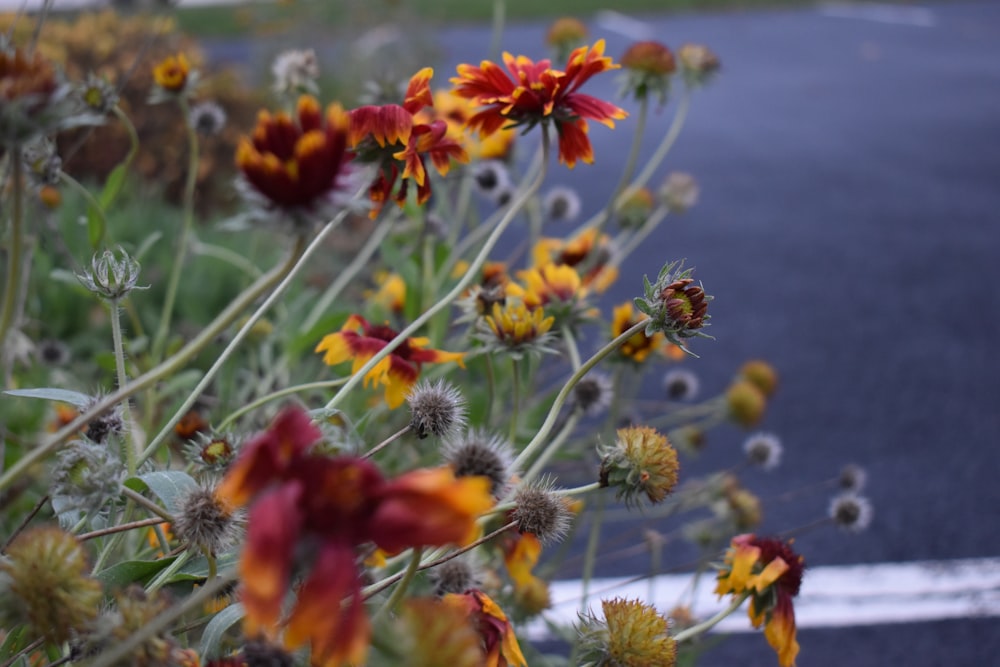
[572,372,613,417]
[189,100,226,136]
[739,359,778,397]
[542,186,582,222]
[472,160,511,196]
[511,480,572,545]
[577,597,677,667]
[0,527,102,644]
[81,395,125,445]
[838,463,868,493]
[36,338,71,366]
[662,368,699,401]
[52,439,125,515]
[408,380,467,439]
[599,426,680,507]
[829,493,874,533]
[743,432,783,471]
[428,555,481,596]
[443,430,516,497]
[172,485,243,555]
[242,639,296,667]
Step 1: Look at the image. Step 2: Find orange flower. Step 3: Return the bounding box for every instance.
[451,40,627,167]
[443,589,528,667]
[532,228,618,292]
[349,68,468,218]
[715,534,804,667]
[502,532,544,596]
[420,90,516,161]
[315,314,464,409]
[236,95,353,214]
[152,53,190,93]
[364,271,406,314]
[611,302,664,363]
[219,407,494,667]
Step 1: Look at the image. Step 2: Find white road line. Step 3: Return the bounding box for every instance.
[523,556,1000,640]
[819,2,937,27]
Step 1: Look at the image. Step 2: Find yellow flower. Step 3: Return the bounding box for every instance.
[366,270,407,314]
[611,301,664,363]
[153,52,190,92]
[443,590,528,667]
[599,425,679,507]
[422,89,516,160]
[533,228,618,293]
[483,300,555,356]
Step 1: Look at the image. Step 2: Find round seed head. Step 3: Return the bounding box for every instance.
[428,555,481,596]
[739,359,778,397]
[577,598,677,667]
[662,368,699,401]
[542,186,582,222]
[725,380,767,428]
[472,160,511,196]
[189,100,226,136]
[443,429,516,497]
[407,379,467,439]
[511,480,573,544]
[829,493,874,533]
[36,338,71,366]
[572,372,613,417]
[743,432,783,471]
[599,426,680,507]
[172,485,244,555]
[838,463,868,493]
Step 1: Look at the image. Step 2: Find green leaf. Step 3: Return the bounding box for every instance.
[100,163,128,209]
[130,470,198,514]
[96,558,176,589]
[0,626,27,660]
[3,387,92,407]
[199,603,245,658]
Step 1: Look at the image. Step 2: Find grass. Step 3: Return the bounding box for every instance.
[174,0,821,39]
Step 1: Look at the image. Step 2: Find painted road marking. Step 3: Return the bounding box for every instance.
[819,2,937,27]
[523,557,1000,640]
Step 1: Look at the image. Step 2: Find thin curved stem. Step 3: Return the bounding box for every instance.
[325,128,552,412]
[561,324,581,370]
[138,217,347,465]
[191,239,263,278]
[579,492,605,612]
[58,171,110,246]
[110,298,136,475]
[371,547,422,622]
[0,237,309,491]
[121,486,175,522]
[508,358,521,443]
[78,516,165,542]
[151,98,199,362]
[0,149,24,377]
[673,592,749,643]
[523,412,580,484]
[216,378,349,431]
[613,204,670,267]
[629,90,691,196]
[364,424,411,459]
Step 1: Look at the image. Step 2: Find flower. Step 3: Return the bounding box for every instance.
[76,246,147,301]
[546,17,589,62]
[381,598,484,667]
[366,270,406,314]
[316,314,465,409]
[451,40,627,168]
[715,534,805,667]
[532,228,618,292]
[480,300,557,359]
[726,380,768,428]
[423,89,516,160]
[620,40,677,103]
[634,260,711,346]
[349,68,468,218]
[744,432,783,471]
[216,407,494,667]
[577,598,677,667]
[611,301,664,363]
[442,589,528,667]
[236,95,353,219]
[599,425,680,507]
[740,359,779,397]
[0,46,75,146]
[77,72,118,114]
[152,52,192,94]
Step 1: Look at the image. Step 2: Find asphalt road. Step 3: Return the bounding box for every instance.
[204,2,1000,664]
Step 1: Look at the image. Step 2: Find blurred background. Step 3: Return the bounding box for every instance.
[4,0,998,664]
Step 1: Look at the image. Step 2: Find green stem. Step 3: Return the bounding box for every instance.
[364,425,411,459]
[489,0,506,62]
[0,148,25,378]
[523,412,580,484]
[629,90,691,196]
[59,171,110,247]
[673,592,750,643]
[325,127,551,412]
[371,547,422,622]
[299,215,394,334]
[151,98,199,362]
[110,298,136,475]
[614,204,669,266]
[508,358,520,443]
[138,217,347,465]
[579,493,606,612]
[191,239,263,278]
[121,486,175,522]
[0,237,308,491]
[483,353,496,428]
[215,378,348,431]
[112,106,141,175]
[89,569,238,667]
[561,324,581,370]
[510,320,648,473]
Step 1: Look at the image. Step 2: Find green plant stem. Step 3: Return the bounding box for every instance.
[508,358,521,443]
[509,320,648,474]
[325,127,552,412]
[110,298,136,475]
[216,378,349,430]
[0,236,309,491]
[191,239,263,278]
[614,204,669,266]
[89,568,238,667]
[0,638,44,667]
[579,492,605,612]
[78,516,165,542]
[112,106,141,174]
[673,592,750,643]
[151,98,199,363]
[121,486,176,522]
[523,412,580,483]
[0,148,24,380]
[299,215,394,334]
[364,425,411,459]
[371,547,422,623]
[561,324,582,370]
[146,550,191,592]
[628,90,691,196]
[58,171,111,246]
[138,216,347,465]
[489,0,506,62]
[557,481,602,497]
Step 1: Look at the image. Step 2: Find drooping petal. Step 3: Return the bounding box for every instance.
[240,483,303,638]
[555,117,594,168]
[403,67,435,115]
[764,595,800,667]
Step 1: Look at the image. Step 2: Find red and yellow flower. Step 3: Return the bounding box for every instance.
[611,301,664,363]
[349,68,468,218]
[419,89,516,161]
[715,534,804,667]
[152,53,191,93]
[236,95,353,213]
[450,40,627,167]
[315,314,465,409]
[443,589,528,667]
[532,228,618,293]
[216,407,494,667]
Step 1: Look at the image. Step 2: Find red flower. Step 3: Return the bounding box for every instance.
[349,68,468,218]
[443,589,528,667]
[315,314,465,409]
[236,95,353,214]
[217,407,494,667]
[450,40,627,167]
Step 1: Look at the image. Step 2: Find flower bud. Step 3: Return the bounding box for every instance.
[620,40,676,103]
[183,432,240,473]
[76,246,148,301]
[614,187,654,229]
[53,439,125,515]
[678,43,721,87]
[78,72,119,115]
[546,17,589,62]
[739,359,779,397]
[726,380,767,428]
[599,425,680,507]
[634,260,711,346]
[659,171,699,213]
